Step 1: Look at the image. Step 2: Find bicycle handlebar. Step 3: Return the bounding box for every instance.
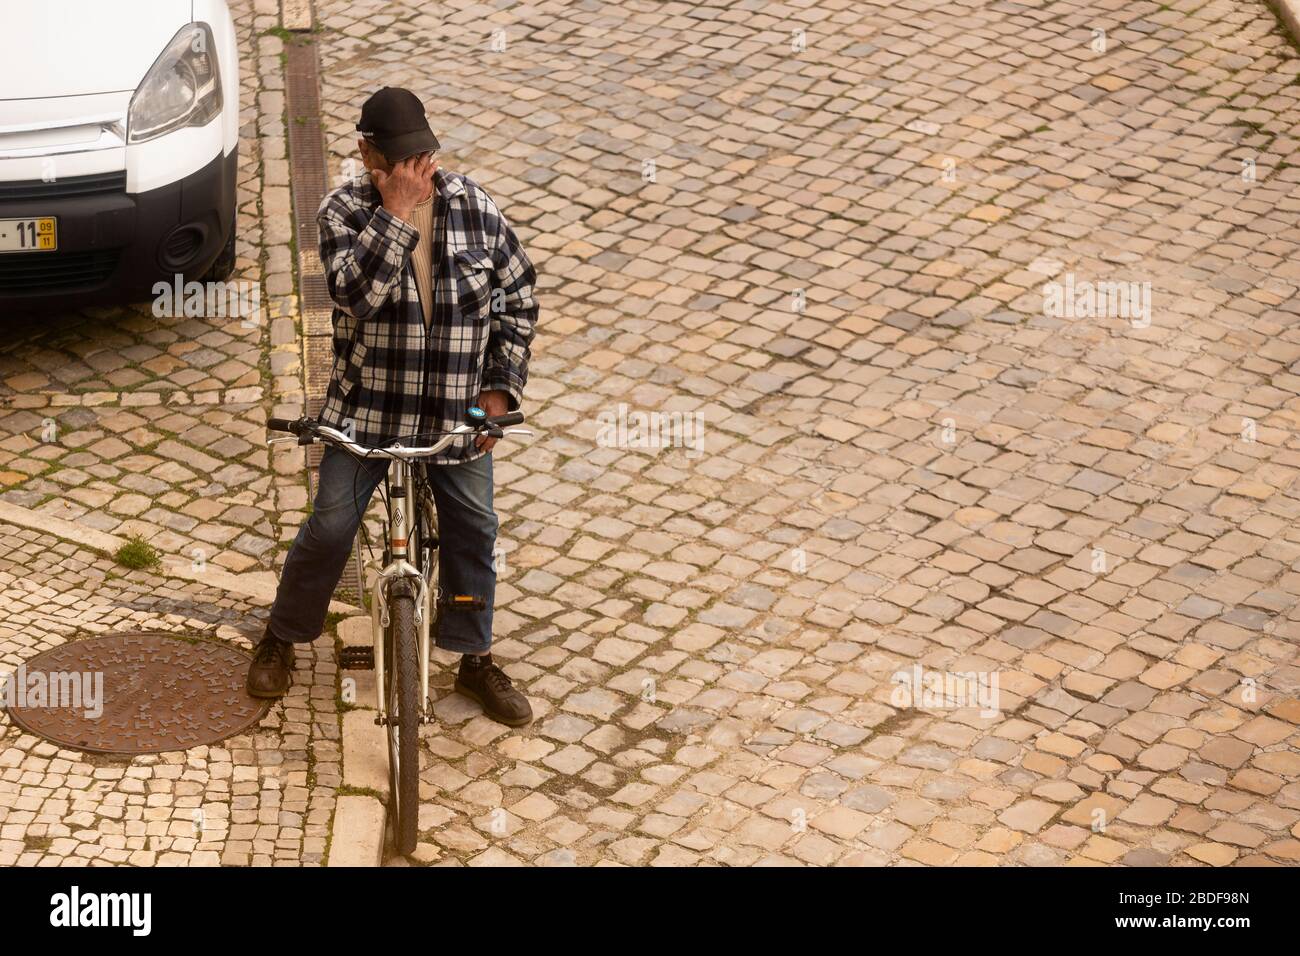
[266,413,530,460]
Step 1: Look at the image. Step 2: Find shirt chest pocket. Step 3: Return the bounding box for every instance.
[453,248,494,323]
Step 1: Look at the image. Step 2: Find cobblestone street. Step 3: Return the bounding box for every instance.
[3,0,1300,867]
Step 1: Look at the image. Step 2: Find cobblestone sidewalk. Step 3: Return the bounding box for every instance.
[0,524,339,866]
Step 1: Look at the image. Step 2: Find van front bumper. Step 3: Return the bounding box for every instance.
[0,147,237,314]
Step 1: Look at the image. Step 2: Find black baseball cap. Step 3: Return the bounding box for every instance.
[356,87,440,163]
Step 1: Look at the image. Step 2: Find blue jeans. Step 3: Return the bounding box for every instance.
[267,446,498,655]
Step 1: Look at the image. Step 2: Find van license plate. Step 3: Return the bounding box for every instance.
[0,217,57,253]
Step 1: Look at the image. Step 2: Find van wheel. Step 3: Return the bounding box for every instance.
[203,221,237,283]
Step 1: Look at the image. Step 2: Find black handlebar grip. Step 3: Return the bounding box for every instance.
[267,418,299,434]
[487,411,524,427]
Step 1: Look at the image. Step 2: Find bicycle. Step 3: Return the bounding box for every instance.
[267,407,530,855]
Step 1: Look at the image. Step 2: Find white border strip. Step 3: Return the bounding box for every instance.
[0,499,356,614]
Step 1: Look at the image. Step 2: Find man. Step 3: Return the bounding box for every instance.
[246,87,538,727]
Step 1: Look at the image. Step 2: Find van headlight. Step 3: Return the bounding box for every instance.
[127,23,223,144]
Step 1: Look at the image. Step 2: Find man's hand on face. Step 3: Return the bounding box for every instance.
[373,153,436,222]
[475,390,510,453]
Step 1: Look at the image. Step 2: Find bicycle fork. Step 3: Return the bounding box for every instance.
[370,457,434,725]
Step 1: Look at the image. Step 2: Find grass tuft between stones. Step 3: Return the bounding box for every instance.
[114,535,162,572]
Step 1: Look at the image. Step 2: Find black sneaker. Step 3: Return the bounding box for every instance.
[246,631,295,698]
[455,654,533,726]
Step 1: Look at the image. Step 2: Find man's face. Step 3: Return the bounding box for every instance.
[358,139,438,178]
[358,138,391,174]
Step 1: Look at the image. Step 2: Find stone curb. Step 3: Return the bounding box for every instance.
[0,499,356,615]
[279,0,387,869]
[282,0,314,31]
[326,795,387,867]
[1267,0,1300,46]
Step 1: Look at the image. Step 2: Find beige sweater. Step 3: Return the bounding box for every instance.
[409,191,436,328]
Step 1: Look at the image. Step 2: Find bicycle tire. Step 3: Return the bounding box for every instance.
[386,591,420,856]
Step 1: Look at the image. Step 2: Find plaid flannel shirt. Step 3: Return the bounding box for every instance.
[316,168,538,464]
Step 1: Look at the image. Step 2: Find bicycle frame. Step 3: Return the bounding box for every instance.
[369,455,434,725]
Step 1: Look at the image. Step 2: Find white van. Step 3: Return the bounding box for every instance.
[0,0,240,311]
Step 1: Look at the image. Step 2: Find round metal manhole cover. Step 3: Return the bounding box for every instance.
[4,632,271,755]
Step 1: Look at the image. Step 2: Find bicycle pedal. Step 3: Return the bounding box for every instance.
[442,593,487,612]
[339,646,374,670]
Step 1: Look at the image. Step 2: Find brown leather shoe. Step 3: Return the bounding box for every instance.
[454,654,532,726]
[247,632,295,698]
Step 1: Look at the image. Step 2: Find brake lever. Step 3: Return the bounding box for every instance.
[502,428,534,438]
[267,436,298,446]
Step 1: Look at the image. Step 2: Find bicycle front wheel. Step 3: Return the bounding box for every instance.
[385,591,420,856]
